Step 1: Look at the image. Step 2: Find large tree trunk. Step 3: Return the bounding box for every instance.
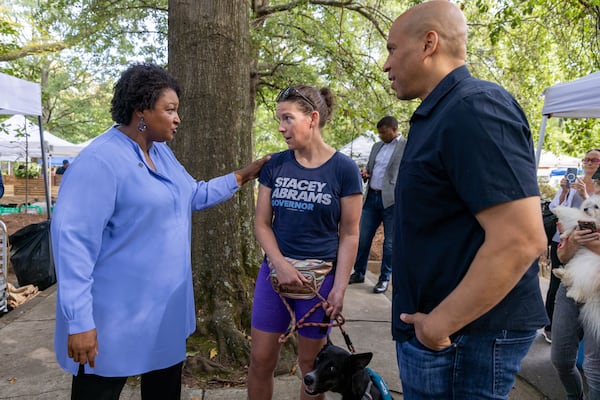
[167,0,265,384]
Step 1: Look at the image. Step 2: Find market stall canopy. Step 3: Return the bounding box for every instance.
[541,72,600,118]
[0,73,42,116]
[339,131,378,167]
[0,72,51,216]
[536,72,600,166]
[538,150,580,169]
[0,115,82,160]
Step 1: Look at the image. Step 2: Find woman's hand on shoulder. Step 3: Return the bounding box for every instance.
[234,154,271,186]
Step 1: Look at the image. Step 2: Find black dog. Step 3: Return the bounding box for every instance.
[303,342,390,399]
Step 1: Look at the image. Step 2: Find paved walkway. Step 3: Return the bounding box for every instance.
[0,265,562,399]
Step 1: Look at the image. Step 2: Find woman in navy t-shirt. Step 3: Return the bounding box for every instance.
[248,85,362,400]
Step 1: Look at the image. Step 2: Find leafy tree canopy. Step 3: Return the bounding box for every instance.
[465,0,600,155]
[0,0,599,156]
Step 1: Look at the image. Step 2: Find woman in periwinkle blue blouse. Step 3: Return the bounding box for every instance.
[51,63,269,400]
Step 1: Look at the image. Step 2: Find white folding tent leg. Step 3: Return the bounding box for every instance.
[535,115,549,169]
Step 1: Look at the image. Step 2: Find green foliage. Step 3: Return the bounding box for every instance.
[34,0,168,69]
[251,1,414,156]
[538,176,557,201]
[464,0,600,158]
[0,6,20,55]
[13,163,40,178]
[0,0,168,143]
[2,0,600,157]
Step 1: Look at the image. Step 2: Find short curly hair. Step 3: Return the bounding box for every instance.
[110,63,181,125]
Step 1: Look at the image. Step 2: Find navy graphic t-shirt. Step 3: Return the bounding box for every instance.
[259,150,362,261]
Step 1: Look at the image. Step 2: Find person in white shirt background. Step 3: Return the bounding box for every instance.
[348,116,406,293]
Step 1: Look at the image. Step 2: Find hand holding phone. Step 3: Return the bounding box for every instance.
[565,168,577,187]
[566,167,578,188]
[578,220,597,232]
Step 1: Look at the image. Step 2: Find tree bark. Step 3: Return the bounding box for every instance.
[168,0,261,381]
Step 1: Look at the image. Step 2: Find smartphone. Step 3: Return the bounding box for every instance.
[566,167,578,187]
[578,220,597,232]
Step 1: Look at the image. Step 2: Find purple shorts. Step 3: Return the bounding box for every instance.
[251,261,335,339]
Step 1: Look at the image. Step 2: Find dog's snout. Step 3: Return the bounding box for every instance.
[303,372,315,386]
[583,201,600,217]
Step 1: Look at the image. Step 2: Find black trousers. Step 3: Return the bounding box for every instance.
[71,362,183,400]
[545,241,561,331]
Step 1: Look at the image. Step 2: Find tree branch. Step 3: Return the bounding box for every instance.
[254,0,389,38]
[0,42,68,62]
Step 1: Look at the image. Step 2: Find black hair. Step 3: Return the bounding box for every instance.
[593,166,600,181]
[377,116,398,130]
[110,63,181,125]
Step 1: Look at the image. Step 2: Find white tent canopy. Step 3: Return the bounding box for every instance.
[538,150,580,169]
[0,73,42,116]
[338,130,378,167]
[535,72,600,166]
[0,72,51,215]
[0,115,82,160]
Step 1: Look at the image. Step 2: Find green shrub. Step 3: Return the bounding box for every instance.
[14,164,41,178]
[538,176,557,201]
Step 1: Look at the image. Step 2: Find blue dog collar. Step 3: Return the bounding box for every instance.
[366,368,393,400]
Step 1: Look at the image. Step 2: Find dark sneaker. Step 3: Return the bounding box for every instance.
[373,280,389,293]
[348,272,365,284]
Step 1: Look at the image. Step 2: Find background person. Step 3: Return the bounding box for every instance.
[545,148,600,343]
[52,63,269,400]
[552,165,600,400]
[55,159,69,174]
[248,85,362,400]
[348,115,406,293]
[383,2,548,398]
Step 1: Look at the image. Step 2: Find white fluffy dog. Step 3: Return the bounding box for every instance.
[553,195,600,340]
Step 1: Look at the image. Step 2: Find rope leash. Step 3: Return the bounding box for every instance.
[276,282,392,399]
[277,283,355,353]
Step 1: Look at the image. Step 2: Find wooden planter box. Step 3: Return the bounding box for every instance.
[3,176,47,198]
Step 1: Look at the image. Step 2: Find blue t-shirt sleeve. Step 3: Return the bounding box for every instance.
[258,151,281,189]
[335,152,363,197]
[441,91,539,214]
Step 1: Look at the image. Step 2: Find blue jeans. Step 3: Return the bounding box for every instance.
[551,283,600,400]
[396,330,537,399]
[352,189,394,282]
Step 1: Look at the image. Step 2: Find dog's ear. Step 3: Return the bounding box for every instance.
[349,352,373,369]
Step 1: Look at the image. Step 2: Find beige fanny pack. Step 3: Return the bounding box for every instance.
[268,257,333,300]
